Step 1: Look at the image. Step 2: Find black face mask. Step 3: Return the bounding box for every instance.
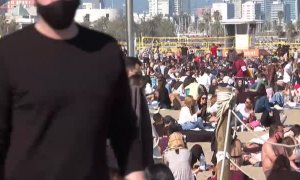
[37,0,80,30]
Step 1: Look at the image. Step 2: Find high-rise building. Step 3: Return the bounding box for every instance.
[285,0,300,21]
[99,0,105,8]
[232,0,245,18]
[297,0,300,20]
[182,0,191,14]
[252,0,266,20]
[172,0,191,15]
[148,0,171,16]
[265,0,273,22]
[174,0,182,15]
[242,1,261,20]
[271,0,285,23]
[212,2,234,20]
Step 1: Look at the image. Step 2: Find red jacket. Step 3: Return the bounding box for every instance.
[210,46,217,57]
[234,59,247,77]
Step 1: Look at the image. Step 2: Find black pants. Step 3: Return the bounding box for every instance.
[260,109,281,127]
[182,130,214,142]
[190,144,204,167]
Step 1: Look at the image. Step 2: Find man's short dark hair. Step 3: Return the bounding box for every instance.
[129,74,146,88]
[164,115,176,125]
[125,57,142,69]
[145,163,174,180]
[269,124,283,137]
[167,123,182,135]
[153,113,162,122]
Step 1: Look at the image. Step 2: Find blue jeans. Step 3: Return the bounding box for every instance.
[249,83,257,90]
[181,117,204,130]
[255,96,271,113]
[271,92,284,107]
[165,83,172,94]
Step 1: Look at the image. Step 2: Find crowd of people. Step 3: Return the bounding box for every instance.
[2,1,300,179]
[119,43,300,180]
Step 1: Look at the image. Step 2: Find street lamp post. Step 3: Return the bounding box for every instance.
[126,0,134,56]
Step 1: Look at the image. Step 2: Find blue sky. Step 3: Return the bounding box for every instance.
[103,0,148,13]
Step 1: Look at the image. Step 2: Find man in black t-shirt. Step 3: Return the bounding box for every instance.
[0,0,144,179]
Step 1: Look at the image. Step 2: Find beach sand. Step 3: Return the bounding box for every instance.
[157,109,300,180]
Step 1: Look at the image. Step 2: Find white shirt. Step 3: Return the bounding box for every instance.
[160,65,166,75]
[283,63,292,83]
[294,52,298,60]
[168,70,177,80]
[184,83,199,100]
[208,103,219,114]
[145,83,153,95]
[235,103,250,120]
[179,76,187,82]
[196,73,211,92]
[178,106,198,124]
[174,84,186,97]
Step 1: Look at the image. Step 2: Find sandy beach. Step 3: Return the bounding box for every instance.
[156,108,300,180]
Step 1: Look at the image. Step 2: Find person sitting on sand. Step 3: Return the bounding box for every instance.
[234,96,258,129]
[284,125,300,166]
[178,95,204,130]
[262,124,285,178]
[163,132,202,180]
[281,137,300,171]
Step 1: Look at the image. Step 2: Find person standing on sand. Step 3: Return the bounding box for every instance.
[0,0,144,179]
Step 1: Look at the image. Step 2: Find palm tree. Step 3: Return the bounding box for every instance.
[263,21,271,31]
[277,11,284,26]
[275,25,283,37]
[213,10,222,22]
[272,20,278,30]
[296,20,300,31]
[81,14,91,28]
[285,22,295,41]
[6,20,18,35]
[0,16,18,36]
[93,17,109,32]
[203,10,212,36]
[0,15,8,36]
[212,10,222,37]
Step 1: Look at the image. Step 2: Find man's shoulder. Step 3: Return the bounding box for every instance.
[78,25,117,43]
[262,140,271,148]
[0,25,34,48]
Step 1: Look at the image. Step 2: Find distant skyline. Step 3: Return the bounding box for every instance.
[103,0,148,13]
[102,0,216,13]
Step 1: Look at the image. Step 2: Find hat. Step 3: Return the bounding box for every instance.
[168,132,185,149]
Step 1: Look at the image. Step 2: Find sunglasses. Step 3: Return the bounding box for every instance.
[201,97,207,100]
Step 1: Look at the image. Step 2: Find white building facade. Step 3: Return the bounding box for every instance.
[242,1,261,20]
[174,0,182,15]
[75,8,120,23]
[212,2,234,20]
[232,0,245,18]
[148,0,172,16]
